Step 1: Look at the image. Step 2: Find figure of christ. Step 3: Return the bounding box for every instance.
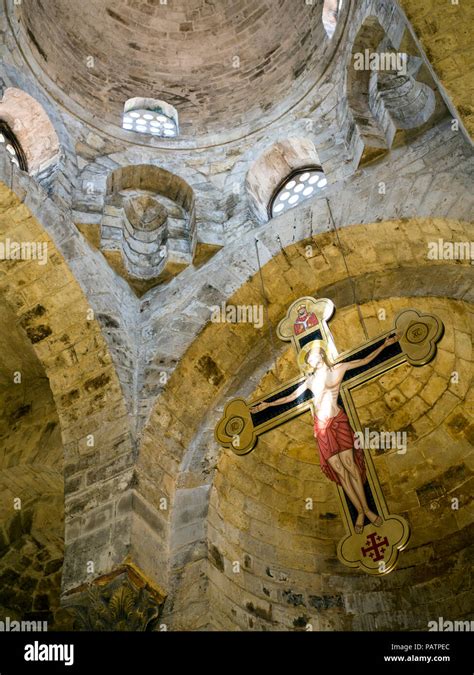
[250,334,399,534]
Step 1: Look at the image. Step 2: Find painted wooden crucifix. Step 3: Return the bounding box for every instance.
[215,297,444,575]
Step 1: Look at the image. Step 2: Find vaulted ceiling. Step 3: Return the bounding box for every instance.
[11,0,335,137]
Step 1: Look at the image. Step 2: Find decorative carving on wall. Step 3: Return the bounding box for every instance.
[62,564,166,631]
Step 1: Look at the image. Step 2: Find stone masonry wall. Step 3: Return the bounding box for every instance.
[0,370,64,627]
[398,0,474,138]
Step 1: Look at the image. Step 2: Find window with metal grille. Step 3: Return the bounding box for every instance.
[269,166,328,218]
[0,121,28,171]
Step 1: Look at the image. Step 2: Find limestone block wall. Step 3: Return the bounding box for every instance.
[398,0,474,138]
[0,331,64,626]
[0,151,139,414]
[0,474,64,629]
[1,128,472,625]
[0,165,185,605]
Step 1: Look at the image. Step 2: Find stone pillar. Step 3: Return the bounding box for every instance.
[0,166,169,630]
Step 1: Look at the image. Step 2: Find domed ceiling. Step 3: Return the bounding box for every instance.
[8,0,338,140]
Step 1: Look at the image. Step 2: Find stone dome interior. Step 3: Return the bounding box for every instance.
[10,0,336,139]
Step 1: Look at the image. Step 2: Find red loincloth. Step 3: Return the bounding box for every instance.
[313,408,366,485]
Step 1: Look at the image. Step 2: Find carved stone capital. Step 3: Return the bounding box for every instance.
[60,563,166,631]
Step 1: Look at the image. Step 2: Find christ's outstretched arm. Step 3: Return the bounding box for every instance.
[250,381,308,413]
[342,334,399,372]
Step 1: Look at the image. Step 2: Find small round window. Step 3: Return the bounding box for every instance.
[0,121,28,171]
[269,167,327,218]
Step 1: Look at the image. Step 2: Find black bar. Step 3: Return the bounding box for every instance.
[0,631,469,672]
[341,339,403,383]
[298,327,323,348]
[250,382,311,426]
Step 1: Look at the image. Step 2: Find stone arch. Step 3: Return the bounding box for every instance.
[0,175,135,597]
[135,217,473,627]
[106,164,194,212]
[246,138,323,223]
[0,87,60,179]
[138,153,474,435]
[164,292,472,629]
[346,13,439,167]
[346,16,395,153]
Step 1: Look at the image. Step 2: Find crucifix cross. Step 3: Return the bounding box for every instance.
[215,297,444,575]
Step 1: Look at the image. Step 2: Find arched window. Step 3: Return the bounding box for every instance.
[0,120,28,171]
[269,166,327,218]
[122,97,179,138]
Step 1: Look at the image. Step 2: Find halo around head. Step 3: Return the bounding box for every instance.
[297,340,328,374]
